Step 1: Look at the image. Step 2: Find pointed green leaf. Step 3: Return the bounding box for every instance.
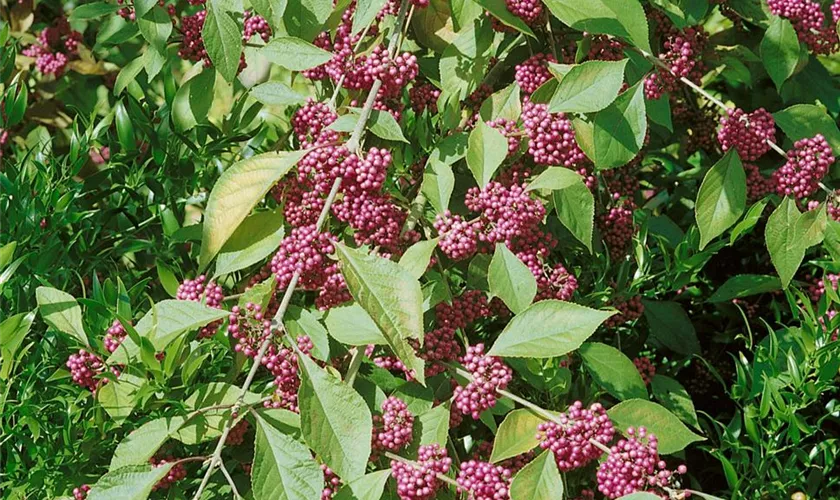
[214,209,286,278]
[479,84,522,122]
[334,470,392,500]
[36,287,88,347]
[87,464,172,500]
[489,243,537,314]
[580,342,647,400]
[324,304,387,346]
[542,0,651,53]
[467,120,508,187]
[110,418,184,470]
[203,0,243,82]
[607,399,704,454]
[490,409,544,463]
[250,81,307,106]
[696,150,746,249]
[509,450,563,500]
[399,238,439,279]
[651,375,699,428]
[351,0,388,35]
[641,300,701,355]
[261,37,334,70]
[549,59,627,113]
[591,81,647,170]
[98,373,147,423]
[773,104,840,154]
[422,160,455,213]
[472,0,536,37]
[760,16,800,90]
[252,412,323,500]
[172,68,216,133]
[707,274,782,303]
[251,0,287,28]
[797,203,827,248]
[765,197,805,288]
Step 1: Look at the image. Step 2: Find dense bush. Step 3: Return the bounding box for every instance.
[2,0,840,498]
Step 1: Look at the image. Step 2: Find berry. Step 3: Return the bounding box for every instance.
[604,294,645,327]
[292,98,338,145]
[434,211,480,261]
[588,35,625,61]
[150,456,187,490]
[597,427,687,498]
[456,460,512,500]
[322,464,342,499]
[643,26,707,100]
[487,118,522,156]
[243,11,272,42]
[372,396,415,452]
[634,356,656,385]
[73,485,90,500]
[522,100,586,167]
[103,320,128,353]
[225,419,249,445]
[515,53,555,94]
[435,290,492,330]
[67,349,106,391]
[768,0,839,54]
[598,201,636,258]
[773,134,834,199]
[505,0,543,23]
[409,82,441,114]
[454,344,513,419]
[177,275,224,338]
[717,108,776,161]
[391,444,452,499]
[744,163,775,202]
[537,401,615,471]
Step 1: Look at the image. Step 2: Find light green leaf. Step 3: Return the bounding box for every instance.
[642,300,701,355]
[797,203,827,248]
[591,81,647,170]
[87,464,172,500]
[199,150,306,269]
[646,94,672,131]
[203,0,243,82]
[651,375,699,428]
[488,300,615,358]
[765,197,805,288]
[489,243,537,314]
[298,354,373,481]
[824,220,840,261]
[422,160,455,213]
[467,120,508,187]
[490,409,543,463]
[351,0,388,35]
[284,0,331,41]
[365,109,409,143]
[730,197,770,244]
[533,169,595,252]
[648,0,708,27]
[549,59,627,113]
[579,342,647,400]
[251,0,287,28]
[399,238,439,279]
[542,0,651,53]
[773,104,840,154]
[250,81,307,106]
[36,287,88,347]
[324,304,387,346]
[98,373,147,423]
[110,418,183,470]
[414,404,451,448]
[707,274,782,303]
[261,37,334,70]
[509,450,563,500]
[334,470,392,500]
[0,311,35,380]
[214,209,286,278]
[252,412,323,500]
[439,24,493,100]
[285,306,330,361]
[760,16,801,90]
[137,6,172,53]
[472,0,536,36]
[70,2,123,20]
[479,84,522,122]
[696,150,746,249]
[174,383,262,444]
[335,243,426,384]
[172,68,216,133]
[607,399,704,454]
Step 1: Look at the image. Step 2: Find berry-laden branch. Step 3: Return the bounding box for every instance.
[191,2,414,497]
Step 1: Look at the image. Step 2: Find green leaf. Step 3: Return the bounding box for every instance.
[334,243,426,384]
[591,81,647,170]
[250,82,307,106]
[324,304,387,345]
[137,6,172,53]
[509,450,563,500]
[261,37,334,70]
[0,311,34,380]
[87,464,172,500]
[730,197,770,244]
[765,197,805,288]
[607,399,704,454]
[797,203,827,248]
[134,0,158,18]
[523,168,597,252]
[707,275,782,303]
[199,150,305,269]
[489,243,537,314]
[490,409,543,463]
[365,109,409,143]
[110,418,183,470]
[472,0,536,36]
[467,120,508,187]
[773,104,840,154]
[334,470,392,500]
[36,287,88,347]
[203,0,243,82]
[579,342,647,400]
[479,84,522,122]
[214,209,286,278]
[285,306,330,361]
[413,404,450,448]
[172,68,216,133]
[252,412,323,500]
[651,375,699,428]
[824,220,840,261]
[488,300,615,358]
[422,160,455,213]
[439,23,493,100]
[646,94,672,132]
[542,0,651,53]
[648,0,708,27]
[70,2,123,20]
[399,238,439,279]
[298,354,373,481]
[174,383,261,444]
[761,16,800,90]
[695,150,746,249]
[98,373,147,423]
[549,59,627,113]
[351,0,388,35]
[284,0,332,41]
[641,300,701,355]
[251,0,287,28]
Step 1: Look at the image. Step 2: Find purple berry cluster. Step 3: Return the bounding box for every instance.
[435,290,492,330]
[416,326,461,376]
[717,108,776,160]
[23,17,82,77]
[807,273,840,303]
[536,401,615,471]
[72,485,90,500]
[515,53,556,94]
[744,163,775,202]
[228,302,273,358]
[391,444,452,500]
[588,35,625,61]
[767,0,839,54]
[596,427,687,498]
[456,460,512,500]
[604,294,645,328]
[772,134,835,199]
[103,319,127,353]
[66,349,106,391]
[522,99,586,167]
[434,212,480,261]
[598,200,636,258]
[504,0,543,24]
[150,456,187,490]
[643,26,707,99]
[322,464,342,500]
[633,356,656,385]
[409,82,441,114]
[263,337,313,412]
[454,344,513,419]
[243,11,272,42]
[177,274,224,338]
[372,396,415,452]
[225,419,249,445]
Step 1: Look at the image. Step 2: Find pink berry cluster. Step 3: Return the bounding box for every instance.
[717,108,776,160]
[634,356,656,385]
[23,17,82,77]
[465,182,549,249]
[434,211,480,261]
[66,349,106,391]
[597,427,687,498]
[515,53,556,94]
[454,344,513,419]
[72,484,90,500]
[644,26,707,100]
[488,118,523,157]
[598,200,636,258]
[179,10,269,72]
[604,294,645,327]
[391,444,452,500]
[772,134,835,199]
[103,319,127,353]
[435,290,494,329]
[504,0,543,24]
[228,302,273,357]
[601,162,641,200]
[744,163,775,202]
[767,0,839,54]
[536,401,615,471]
[243,11,272,42]
[117,0,175,21]
[522,99,587,167]
[456,460,512,500]
[263,337,313,412]
[534,261,579,301]
[322,464,341,500]
[291,98,338,146]
[177,275,224,338]
[225,419,249,446]
[372,396,415,452]
[807,273,840,302]
[417,326,461,376]
[808,190,840,221]
[150,456,187,490]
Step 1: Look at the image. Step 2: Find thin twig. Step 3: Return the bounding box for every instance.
[344,347,365,386]
[219,460,243,500]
